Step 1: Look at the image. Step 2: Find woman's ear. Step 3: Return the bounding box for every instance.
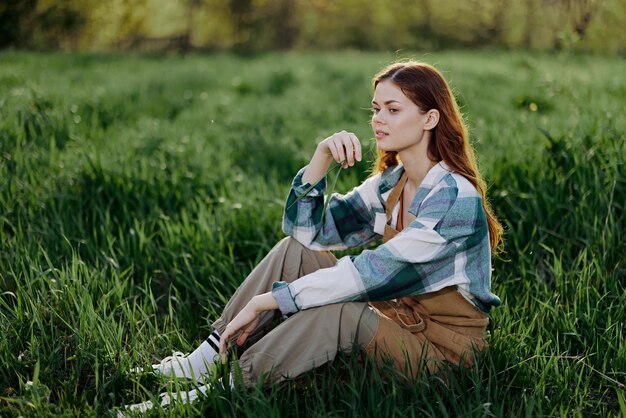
[424,109,440,130]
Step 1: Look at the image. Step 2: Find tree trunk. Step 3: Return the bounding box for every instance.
[523,0,537,48]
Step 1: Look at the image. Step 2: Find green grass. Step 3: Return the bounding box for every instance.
[0,49,624,417]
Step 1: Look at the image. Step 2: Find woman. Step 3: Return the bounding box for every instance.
[123,60,503,413]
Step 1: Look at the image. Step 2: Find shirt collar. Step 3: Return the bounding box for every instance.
[380,160,451,192]
[379,164,405,193]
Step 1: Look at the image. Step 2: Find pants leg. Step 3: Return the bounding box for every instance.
[236,301,379,386]
[211,237,338,342]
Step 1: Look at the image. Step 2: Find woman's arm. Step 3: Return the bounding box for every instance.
[284,132,383,251]
[218,133,366,359]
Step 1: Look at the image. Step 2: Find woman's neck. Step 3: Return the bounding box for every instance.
[399,151,438,190]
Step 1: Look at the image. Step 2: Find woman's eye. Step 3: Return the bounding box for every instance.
[389,108,398,113]
[371,108,380,114]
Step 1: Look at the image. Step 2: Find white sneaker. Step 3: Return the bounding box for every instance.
[118,384,208,416]
[119,376,235,416]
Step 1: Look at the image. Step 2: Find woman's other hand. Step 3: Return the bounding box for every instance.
[219,292,279,362]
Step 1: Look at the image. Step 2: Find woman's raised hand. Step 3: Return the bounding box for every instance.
[301,131,362,188]
[318,131,362,169]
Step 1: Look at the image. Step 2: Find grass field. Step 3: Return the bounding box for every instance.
[0,49,624,417]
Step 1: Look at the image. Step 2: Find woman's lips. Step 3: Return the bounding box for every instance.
[375,130,388,140]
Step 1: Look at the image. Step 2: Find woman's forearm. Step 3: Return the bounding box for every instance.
[302,145,334,185]
[252,292,279,312]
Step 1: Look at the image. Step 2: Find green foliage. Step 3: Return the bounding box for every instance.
[0,49,624,416]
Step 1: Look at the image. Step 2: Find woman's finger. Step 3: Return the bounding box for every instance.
[328,139,341,163]
[236,316,259,346]
[341,134,355,166]
[219,329,230,362]
[236,330,249,346]
[333,133,347,164]
[348,133,362,162]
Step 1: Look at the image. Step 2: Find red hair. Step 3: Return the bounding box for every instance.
[372,61,503,252]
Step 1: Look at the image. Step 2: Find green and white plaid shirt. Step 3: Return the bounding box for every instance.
[272,161,500,315]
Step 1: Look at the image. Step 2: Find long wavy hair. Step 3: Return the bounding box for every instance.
[372,61,503,252]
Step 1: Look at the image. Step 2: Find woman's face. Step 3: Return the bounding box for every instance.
[371,80,430,154]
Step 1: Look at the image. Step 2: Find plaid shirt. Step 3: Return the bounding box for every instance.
[272,161,501,315]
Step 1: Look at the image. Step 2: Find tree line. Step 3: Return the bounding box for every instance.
[2,0,624,52]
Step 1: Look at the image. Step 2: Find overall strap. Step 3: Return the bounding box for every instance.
[383,170,408,243]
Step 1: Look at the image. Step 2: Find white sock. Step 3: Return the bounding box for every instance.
[184,330,220,376]
[205,330,221,357]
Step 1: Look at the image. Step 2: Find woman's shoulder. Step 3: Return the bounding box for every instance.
[414,163,482,221]
[447,174,481,200]
[436,162,480,199]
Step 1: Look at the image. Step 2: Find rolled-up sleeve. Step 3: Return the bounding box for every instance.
[271,281,299,316]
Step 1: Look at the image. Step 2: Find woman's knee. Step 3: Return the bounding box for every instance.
[275,237,332,267]
[269,237,308,258]
[339,303,378,346]
[276,236,305,250]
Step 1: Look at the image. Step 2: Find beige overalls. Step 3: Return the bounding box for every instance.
[212,173,490,385]
[366,171,490,377]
